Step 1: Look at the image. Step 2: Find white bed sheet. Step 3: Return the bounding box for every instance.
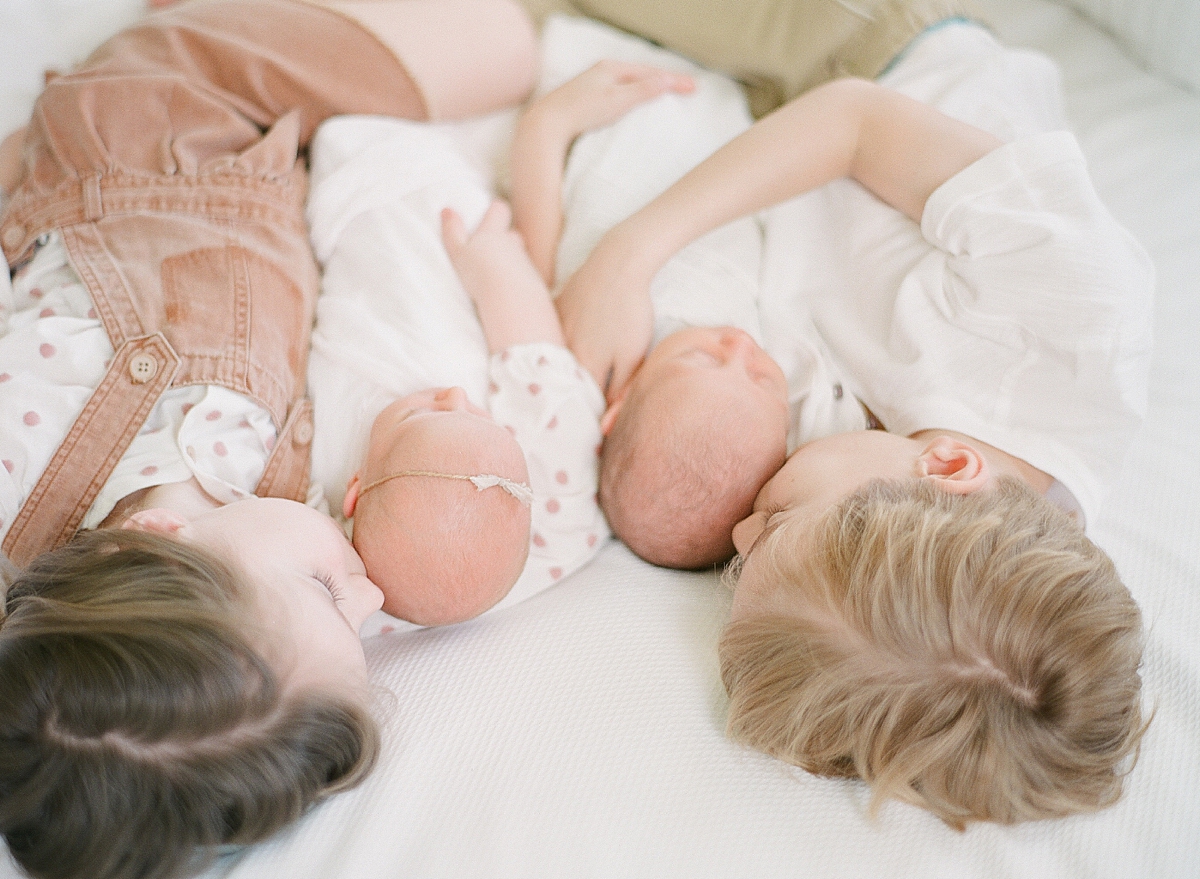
[1,1,1197,877]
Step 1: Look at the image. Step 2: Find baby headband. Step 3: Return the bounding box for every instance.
[359,470,533,506]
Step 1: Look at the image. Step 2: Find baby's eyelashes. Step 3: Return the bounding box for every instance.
[313,570,344,605]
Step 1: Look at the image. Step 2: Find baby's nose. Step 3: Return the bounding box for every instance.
[434,386,469,410]
[731,510,766,557]
[719,328,757,360]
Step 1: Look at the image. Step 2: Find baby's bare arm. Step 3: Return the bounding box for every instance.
[442,200,564,353]
[509,60,694,287]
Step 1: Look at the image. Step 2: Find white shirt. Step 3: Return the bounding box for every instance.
[488,342,609,608]
[760,23,1154,526]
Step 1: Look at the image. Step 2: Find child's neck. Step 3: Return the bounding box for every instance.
[99,479,223,529]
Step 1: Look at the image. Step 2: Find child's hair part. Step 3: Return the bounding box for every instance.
[600,381,786,569]
[719,477,1147,827]
[0,528,379,879]
[352,468,532,626]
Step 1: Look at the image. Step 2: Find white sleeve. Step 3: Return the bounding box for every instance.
[486,342,610,610]
[918,131,1155,523]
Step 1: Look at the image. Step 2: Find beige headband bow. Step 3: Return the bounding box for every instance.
[358,470,533,506]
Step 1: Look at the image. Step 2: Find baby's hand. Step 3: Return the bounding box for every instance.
[442,200,564,352]
[528,60,695,147]
[441,200,534,306]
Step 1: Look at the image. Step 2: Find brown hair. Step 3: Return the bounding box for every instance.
[719,477,1147,827]
[0,529,379,879]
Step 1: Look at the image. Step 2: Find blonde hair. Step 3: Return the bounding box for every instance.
[0,529,379,879]
[719,477,1147,827]
[600,381,785,569]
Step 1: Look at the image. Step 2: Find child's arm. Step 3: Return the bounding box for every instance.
[510,60,694,287]
[556,77,1003,398]
[442,199,564,353]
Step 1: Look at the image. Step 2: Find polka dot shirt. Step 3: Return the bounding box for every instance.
[486,342,611,609]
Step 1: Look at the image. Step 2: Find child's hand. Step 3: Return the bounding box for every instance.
[555,229,655,401]
[528,60,695,147]
[442,200,564,352]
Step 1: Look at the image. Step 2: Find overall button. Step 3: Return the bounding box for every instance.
[2,224,26,250]
[128,353,159,384]
[292,418,314,446]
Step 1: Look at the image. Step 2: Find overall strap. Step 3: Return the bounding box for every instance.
[254,399,316,503]
[2,334,179,566]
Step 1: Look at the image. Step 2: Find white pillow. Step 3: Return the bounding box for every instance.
[0,0,144,136]
[1057,0,1200,92]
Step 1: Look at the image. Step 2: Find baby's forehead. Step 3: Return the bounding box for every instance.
[638,366,775,421]
[372,409,523,471]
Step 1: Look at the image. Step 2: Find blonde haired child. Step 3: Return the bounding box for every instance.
[725,461,1145,826]
[557,24,1152,824]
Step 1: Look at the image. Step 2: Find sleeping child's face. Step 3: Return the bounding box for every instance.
[598,327,790,569]
[344,387,532,626]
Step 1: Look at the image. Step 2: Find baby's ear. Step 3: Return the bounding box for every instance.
[917,436,991,495]
[122,508,189,534]
[343,473,362,518]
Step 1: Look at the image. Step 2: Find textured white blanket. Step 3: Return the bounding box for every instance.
[1,1,1197,877]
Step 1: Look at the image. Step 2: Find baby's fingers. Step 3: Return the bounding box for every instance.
[616,64,695,97]
[607,348,646,405]
[442,200,513,257]
[601,62,694,115]
[596,59,693,91]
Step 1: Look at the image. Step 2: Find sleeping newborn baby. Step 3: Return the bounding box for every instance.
[543,17,869,569]
[307,117,610,627]
[340,199,612,626]
[597,327,790,569]
[597,323,867,570]
[306,43,692,627]
[342,383,535,626]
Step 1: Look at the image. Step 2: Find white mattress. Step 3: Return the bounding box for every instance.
[1,0,1198,877]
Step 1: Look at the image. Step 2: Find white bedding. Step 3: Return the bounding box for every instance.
[1,1,1198,877]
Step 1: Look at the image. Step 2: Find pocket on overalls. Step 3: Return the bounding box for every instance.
[161,244,308,418]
